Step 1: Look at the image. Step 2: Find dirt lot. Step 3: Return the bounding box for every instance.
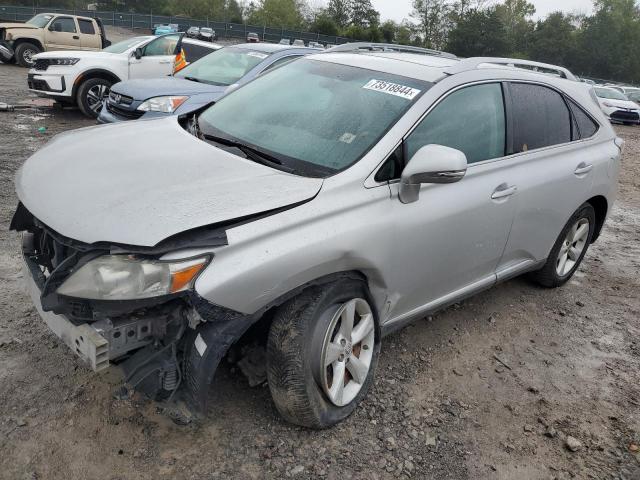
[0,62,639,480]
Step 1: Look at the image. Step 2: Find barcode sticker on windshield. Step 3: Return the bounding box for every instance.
[363,79,421,100]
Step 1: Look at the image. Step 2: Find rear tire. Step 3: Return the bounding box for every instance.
[266,278,380,429]
[77,77,112,118]
[15,42,41,67]
[530,203,596,288]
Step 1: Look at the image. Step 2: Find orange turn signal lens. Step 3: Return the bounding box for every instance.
[169,261,207,293]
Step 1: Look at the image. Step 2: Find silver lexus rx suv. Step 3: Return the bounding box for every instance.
[12,43,622,428]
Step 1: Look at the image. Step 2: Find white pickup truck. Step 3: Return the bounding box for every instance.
[27,33,220,118]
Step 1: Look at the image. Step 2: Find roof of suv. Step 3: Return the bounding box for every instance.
[233,42,319,53]
[311,52,457,82]
[312,46,581,86]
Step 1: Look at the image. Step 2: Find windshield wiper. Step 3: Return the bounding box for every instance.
[202,133,294,172]
[183,76,201,83]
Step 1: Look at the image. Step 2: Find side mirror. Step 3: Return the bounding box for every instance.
[399,144,467,204]
[134,47,143,60]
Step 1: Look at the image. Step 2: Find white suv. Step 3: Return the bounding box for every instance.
[27,34,220,118]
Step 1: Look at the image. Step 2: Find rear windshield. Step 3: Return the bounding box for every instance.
[595,87,628,101]
[103,36,148,53]
[175,46,270,86]
[198,59,430,176]
[26,14,53,28]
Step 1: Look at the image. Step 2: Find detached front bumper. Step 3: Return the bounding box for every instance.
[21,245,110,371]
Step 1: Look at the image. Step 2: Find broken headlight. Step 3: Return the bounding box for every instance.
[56,255,210,300]
[137,96,189,113]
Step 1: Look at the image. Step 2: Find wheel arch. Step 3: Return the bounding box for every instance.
[72,69,121,99]
[586,195,608,243]
[13,37,44,51]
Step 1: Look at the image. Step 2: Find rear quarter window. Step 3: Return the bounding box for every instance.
[510,83,572,153]
[568,99,599,139]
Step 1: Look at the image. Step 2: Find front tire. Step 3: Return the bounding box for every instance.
[530,203,596,288]
[76,77,112,118]
[15,42,41,67]
[267,278,380,428]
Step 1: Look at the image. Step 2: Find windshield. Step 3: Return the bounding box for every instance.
[201,28,212,33]
[175,47,269,86]
[595,87,628,101]
[26,14,53,28]
[198,59,430,177]
[103,36,148,53]
[628,92,640,102]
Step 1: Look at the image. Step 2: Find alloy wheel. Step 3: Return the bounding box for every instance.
[23,48,36,65]
[319,298,375,407]
[556,217,590,276]
[87,84,109,113]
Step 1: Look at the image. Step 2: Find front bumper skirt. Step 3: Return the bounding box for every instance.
[22,258,109,371]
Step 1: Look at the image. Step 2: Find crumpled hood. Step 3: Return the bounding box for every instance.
[16,118,323,246]
[0,22,37,29]
[111,77,226,100]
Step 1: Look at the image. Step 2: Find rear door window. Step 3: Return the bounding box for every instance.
[510,83,572,152]
[181,43,215,63]
[405,83,506,164]
[78,19,95,35]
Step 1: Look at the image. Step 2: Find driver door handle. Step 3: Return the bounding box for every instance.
[73,35,79,40]
[574,162,593,175]
[491,184,518,200]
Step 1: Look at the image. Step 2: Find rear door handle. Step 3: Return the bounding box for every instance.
[491,184,518,200]
[574,163,593,175]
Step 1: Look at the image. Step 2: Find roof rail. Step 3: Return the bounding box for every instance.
[326,42,458,60]
[444,57,577,81]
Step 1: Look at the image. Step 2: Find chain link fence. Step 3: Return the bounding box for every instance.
[0,4,354,45]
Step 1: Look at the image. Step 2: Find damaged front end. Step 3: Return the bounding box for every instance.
[11,203,256,418]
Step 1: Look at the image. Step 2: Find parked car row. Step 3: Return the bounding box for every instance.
[9,43,622,429]
[99,42,320,123]
[592,84,640,126]
[25,34,222,117]
[186,26,218,42]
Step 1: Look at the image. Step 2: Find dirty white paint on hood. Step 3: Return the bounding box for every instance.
[16,117,323,246]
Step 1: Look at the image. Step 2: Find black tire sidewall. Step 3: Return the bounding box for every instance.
[77,78,111,118]
[268,278,381,428]
[16,43,40,67]
[305,281,381,427]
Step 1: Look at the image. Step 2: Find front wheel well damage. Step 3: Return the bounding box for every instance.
[182,270,374,415]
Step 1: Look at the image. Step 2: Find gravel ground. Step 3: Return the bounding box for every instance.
[0,61,639,480]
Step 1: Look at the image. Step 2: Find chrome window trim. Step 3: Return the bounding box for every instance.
[365,77,604,187]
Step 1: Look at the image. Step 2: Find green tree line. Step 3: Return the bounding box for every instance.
[4,0,640,82]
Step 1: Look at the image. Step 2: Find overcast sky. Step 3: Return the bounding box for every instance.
[368,0,594,23]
